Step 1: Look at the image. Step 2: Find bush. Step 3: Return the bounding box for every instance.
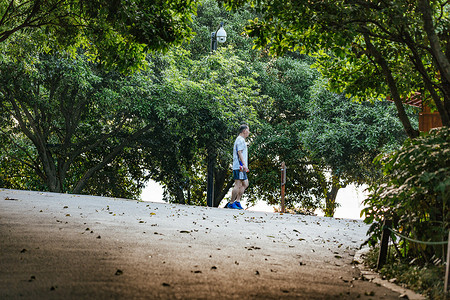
[362,126,450,262]
[363,247,446,299]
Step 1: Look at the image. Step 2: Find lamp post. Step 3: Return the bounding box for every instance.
[206,22,227,208]
[211,22,227,51]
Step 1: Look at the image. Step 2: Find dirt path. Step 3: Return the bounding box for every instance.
[0,189,402,299]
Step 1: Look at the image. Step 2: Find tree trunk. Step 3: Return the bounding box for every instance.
[9,97,62,192]
[206,148,215,207]
[324,175,340,217]
[415,0,450,127]
[418,0,450,85]
[403,32,450,126]
[213,168,234,207]
[363,33,419,138]
[176,184,185,204]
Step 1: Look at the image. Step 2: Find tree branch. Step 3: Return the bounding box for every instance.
[0,129,38,172]
[363,32,419,138]
[72,123,154,194]
[418,0,450,84]
[403,30,450,126]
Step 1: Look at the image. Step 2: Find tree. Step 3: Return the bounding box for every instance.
[247,56,323,213]
[220,0,450,138]
[302,84,417,216]
[0,2,263,201]
[247,56,414,216]
[0,40,159,195]
[0,0,200,73]
[137,47,261,206]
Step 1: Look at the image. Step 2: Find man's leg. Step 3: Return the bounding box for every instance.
[236,179,249,202]
[231,180,242,203]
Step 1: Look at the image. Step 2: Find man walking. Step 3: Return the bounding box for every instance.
[227,124,250,209]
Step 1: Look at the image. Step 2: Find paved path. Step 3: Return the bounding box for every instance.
[0,189,402,299]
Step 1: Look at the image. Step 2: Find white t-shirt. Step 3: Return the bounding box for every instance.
[233,135,248,170]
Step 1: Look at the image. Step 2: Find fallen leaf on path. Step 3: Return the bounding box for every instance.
[245,246,261,250]
[115,269,123,275]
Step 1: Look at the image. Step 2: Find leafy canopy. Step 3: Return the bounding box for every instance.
[219,0,450,136]
[0,0,200,73]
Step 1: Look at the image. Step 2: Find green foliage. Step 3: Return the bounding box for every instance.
[252,124,324,213]
[138,47,262,205]
[0,134,47,191]
[302,87,416,215]
[364,247,447,300]
[0,40,159,197]
[0,0,418,212]
[0,0,200,73]
[219,0,450,133]
[247,55,411,215]
[247,56,323,212]
[303,87,417,186]
[362,127,450,261]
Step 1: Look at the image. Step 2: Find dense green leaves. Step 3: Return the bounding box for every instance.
[0,42,158,197]
[0,0,200,73]
[0,1,417,215]
[137,47,261,205]
[362,127,450,261]
[219,0,450,136]
[246,56,411,215]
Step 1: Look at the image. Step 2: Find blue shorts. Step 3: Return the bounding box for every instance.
[233,170,248,180]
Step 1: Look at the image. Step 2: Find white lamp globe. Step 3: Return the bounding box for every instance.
[216,25,227,43]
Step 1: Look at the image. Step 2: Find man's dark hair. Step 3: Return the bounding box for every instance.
[239,124,248,133]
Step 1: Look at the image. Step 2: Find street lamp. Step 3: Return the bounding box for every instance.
[211,22,227,52]
[207,22,226,208]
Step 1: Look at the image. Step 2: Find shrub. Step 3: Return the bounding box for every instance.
[362,126,449,262]
[363,247,446,299]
